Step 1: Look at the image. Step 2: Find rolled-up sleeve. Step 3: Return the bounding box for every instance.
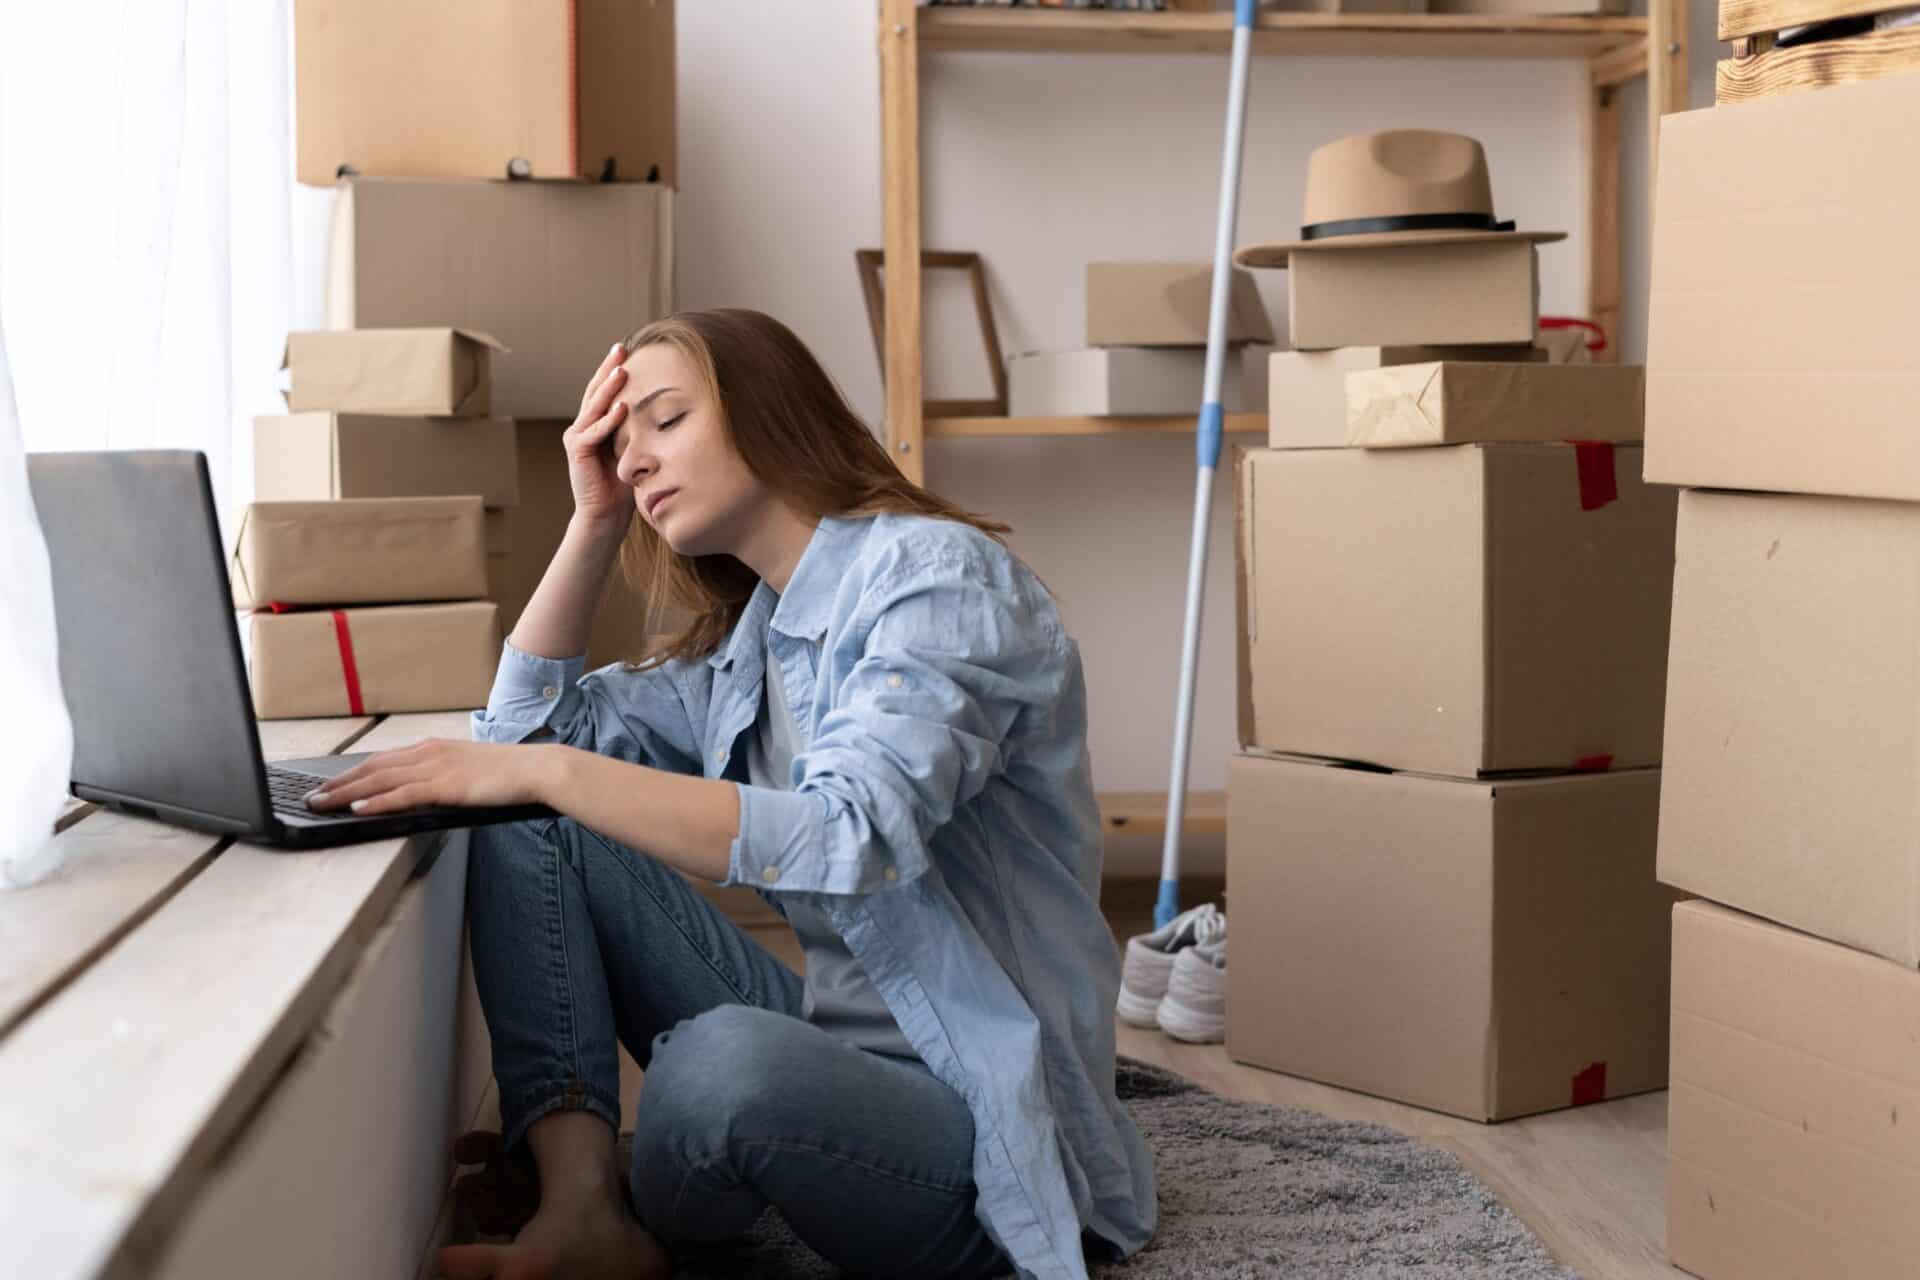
[470,638,703,774]
[725,552,1064,895]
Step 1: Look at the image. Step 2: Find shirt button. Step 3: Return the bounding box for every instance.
[541,685,558,699]
[883,866,898,883]
[761,866,780,884]
[886,674,904,689]
[712,749,725,763]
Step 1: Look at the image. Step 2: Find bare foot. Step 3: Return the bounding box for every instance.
[438,1198,672,1280]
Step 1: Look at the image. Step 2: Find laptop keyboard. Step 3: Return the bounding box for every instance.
[266,765,338,816]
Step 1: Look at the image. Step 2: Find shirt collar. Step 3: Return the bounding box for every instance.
[707,515,864,668]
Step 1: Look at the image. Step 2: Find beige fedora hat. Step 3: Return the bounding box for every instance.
[1235,129,1565,269]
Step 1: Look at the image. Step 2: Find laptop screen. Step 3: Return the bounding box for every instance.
[26,450,272,833]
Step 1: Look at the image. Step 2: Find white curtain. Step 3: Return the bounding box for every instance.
[0,0,297,885]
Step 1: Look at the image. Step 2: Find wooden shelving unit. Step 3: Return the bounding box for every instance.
[876,0,1689,838]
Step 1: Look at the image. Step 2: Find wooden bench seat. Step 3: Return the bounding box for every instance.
[0,712,485,1279]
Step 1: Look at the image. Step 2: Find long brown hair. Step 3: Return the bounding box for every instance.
[613,308,1012,669]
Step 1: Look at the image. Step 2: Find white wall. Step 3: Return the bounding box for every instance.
[675,0,1716,876]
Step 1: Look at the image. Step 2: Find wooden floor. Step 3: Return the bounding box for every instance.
[604,904,1685,1280]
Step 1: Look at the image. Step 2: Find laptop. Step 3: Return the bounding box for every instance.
[27,449,556,848]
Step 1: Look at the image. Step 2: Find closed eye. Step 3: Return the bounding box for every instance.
[657,411,686,431]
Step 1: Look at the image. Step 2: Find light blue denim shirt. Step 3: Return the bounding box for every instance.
[471,511,1155,1279]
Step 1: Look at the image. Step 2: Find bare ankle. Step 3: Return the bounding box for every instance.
[525,1108,623,1213]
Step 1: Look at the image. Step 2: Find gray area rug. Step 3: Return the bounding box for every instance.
[660,1057,1579,1278]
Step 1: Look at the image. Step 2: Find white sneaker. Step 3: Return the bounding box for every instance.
[1157,935,1227,1044]
[1117,902,1224,1028]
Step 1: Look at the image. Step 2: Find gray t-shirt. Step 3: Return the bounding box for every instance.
[745,634,919,1061]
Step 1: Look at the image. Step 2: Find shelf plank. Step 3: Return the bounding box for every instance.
[1717,23,1920,103]
[919,8,1648,60]
[927,412,1266,439]
[1099,790,1227,839]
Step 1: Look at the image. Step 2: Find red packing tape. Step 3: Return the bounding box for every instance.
[1571,1061,1608,1106]
[330,609,366,717]
[1571,441,1618,511]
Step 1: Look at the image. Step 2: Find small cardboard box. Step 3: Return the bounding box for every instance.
[1007,348,1243,417]
[295,0,675,185]
[1660,487,1920,968]
[1268,345,1541,449]
[1227,752,1673,1122]
[230,497,488,609]
[329,179,673,420]
[284,329,505,417]
[1241,343,1276,413]
[248,601,499,719]
[1085,262,1274,348]
[1647,75,1920,501]
[1235,443,1675,775]
[1669,901,1920,1278]
[255,413,518,510]
[1289,240,1538,351]
[1345,362,1644,449]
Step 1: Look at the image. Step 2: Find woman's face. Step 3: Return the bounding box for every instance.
[607,342,766,557]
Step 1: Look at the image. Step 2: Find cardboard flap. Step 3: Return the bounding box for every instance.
[452,328,509,353]
[1346,361,1448,447]
[229,505,257,608]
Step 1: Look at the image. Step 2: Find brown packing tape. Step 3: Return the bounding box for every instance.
[1345,362,1644,450]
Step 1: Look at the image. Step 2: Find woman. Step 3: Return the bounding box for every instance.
[306,309,1155,1280]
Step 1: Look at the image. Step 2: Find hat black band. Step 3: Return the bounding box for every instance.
[1299,211,1516,241]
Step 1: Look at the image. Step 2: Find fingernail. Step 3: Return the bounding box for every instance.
[609,342,622,357]
[350,799,368,813]
[307,790,330,805]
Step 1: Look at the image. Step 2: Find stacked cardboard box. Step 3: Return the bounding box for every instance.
[1226,206,1680,1122]
[1645,72,1920,1279]
[1007,263,1273,416]
[290,1,677,674]
[245,329,512,718]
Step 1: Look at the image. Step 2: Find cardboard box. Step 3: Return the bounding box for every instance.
[1235,444,1675,775]
[1241,343,1275,413]
[1227,752,1673,1122]
[490,420,670,670]
[248,601,499,719]
[1669,901,1920,1279]
[1345,362,1644,449]
[1007,348,1243,417]
[1646,75,1920,501]
[295,0,675,185]
[255,413,518,510]
[1535,324,1597,364]
[284,329,505,417]
[1267,345,1541,449]
[328,179,673,420]
[1659,488,1920,968]
[229,497,488,609]
[1085,263,1274,347]
[1289,240,1538,351]
[484,508,512,557]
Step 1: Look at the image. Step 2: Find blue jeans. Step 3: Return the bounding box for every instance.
[465,815,1011,1279]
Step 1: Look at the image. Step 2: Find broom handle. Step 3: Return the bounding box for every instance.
[1156,0,1257,929]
